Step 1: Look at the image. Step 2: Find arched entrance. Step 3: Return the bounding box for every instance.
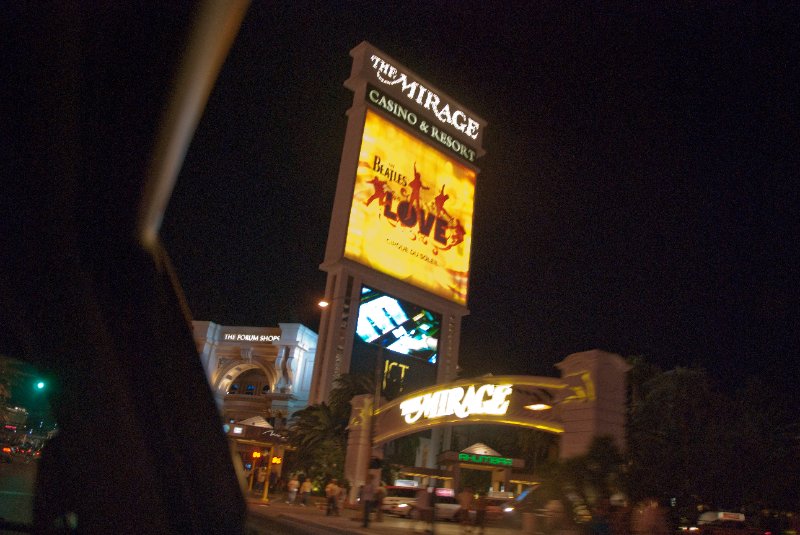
[343,350,629,499]
[214,361,277,398]
[214,361,290,492]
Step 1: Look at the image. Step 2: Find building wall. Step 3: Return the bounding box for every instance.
[556,350,630,458]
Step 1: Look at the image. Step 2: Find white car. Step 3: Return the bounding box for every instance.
[433,496,462,521]
[380,486,418,517]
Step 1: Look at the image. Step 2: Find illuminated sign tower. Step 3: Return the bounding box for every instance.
[309,42,486,407]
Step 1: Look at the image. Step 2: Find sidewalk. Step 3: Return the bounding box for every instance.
[244,491,533,535]
[245,492,410,535]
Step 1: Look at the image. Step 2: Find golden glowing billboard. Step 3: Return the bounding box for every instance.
[344,109,476,305]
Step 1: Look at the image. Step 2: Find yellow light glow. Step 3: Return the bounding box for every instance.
[344,110,476,305]
[524,403,552,411]
[318,300,330,308]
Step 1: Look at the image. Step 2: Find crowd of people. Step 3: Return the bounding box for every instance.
[280,474,323,507]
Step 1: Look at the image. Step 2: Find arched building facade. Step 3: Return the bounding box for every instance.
[191,321,317,485]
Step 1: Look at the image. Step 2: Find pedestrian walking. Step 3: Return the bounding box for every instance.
[256,467,266,491]
[360,474,378,528]
[286,476,299,504]
[474,491,488,535]
[457,487,475,533]
[375,483,386,522]
[413,487,433,534]
[325,478,341,516]
[299,478,312,507]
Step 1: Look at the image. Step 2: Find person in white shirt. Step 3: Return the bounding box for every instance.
[286,476,299,504]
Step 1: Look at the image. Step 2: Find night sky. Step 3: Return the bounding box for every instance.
[160,4,798,396]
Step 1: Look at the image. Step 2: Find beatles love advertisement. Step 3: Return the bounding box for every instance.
[344,109,476,305]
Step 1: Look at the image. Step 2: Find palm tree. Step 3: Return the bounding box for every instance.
[290,403,345,452]
[288,403,347,481]
[287,373,375,484]
[327,372,374,413]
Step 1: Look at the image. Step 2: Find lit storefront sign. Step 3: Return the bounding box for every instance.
[368,87,478,163]
[383,360,410,389]
[367,52,481,142]
[457,453,513,466]
[399,384,512,424]
[223,333,280,342]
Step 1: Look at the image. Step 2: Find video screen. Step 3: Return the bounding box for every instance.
[343,109,476,305]
[355,286,440,364]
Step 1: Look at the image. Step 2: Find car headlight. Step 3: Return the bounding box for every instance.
[504,507,514,513]
[397,504,409,508]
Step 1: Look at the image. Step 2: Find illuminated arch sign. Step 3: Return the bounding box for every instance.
[399,384,512,423]
[371,375,594,444]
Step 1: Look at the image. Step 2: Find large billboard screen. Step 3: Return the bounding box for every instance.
[355,286,440,363]
[351,286,439,401]
[344,109,476,305]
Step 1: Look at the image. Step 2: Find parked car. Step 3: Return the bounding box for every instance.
[493,487,551,528]
[380,485,418,517]
[689,511,766,535]
[420,489,517,524]
[484,496,516,523]
[434,495,462,521]
[407,488,463,522]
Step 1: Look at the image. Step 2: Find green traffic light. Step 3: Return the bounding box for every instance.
[36,381,45,390]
